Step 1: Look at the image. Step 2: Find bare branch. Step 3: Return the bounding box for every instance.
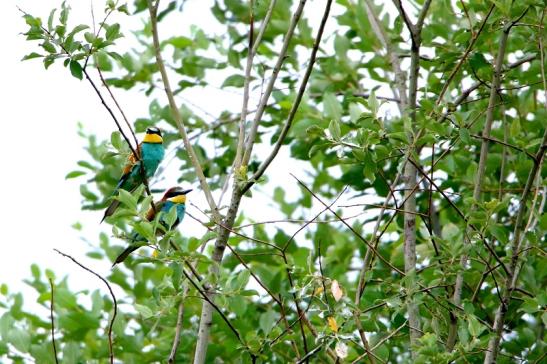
[48,278,59,364]
[247,0,332,190]
[449,9,513,350]
[54,249,117,364]
[437,4,495,104]
[484,8,547,362]
[147,0,220,221]
[363,0,407,111]
[241,0,308,167]
[96,67,139,148]
[235,0,277,170]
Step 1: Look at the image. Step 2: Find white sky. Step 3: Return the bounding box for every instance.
[1,0,351,304]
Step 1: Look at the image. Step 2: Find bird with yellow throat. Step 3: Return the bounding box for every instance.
[101,127,165,222]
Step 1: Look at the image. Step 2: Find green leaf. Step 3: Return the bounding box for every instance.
[59,3,70,24]
[221,74,246,88]
[105,23,120,40]
[69,60,83,80]
[42,41,56,53]
[135,304,154,319]
[163,205,178,229]
[510,118,521,137]
[47,9,56,31]
[8,328,31,353]
[116,189,138,211]
[323,93,342,121]
[306,125,325,137]
[469,53,489,70]
[259,310,276,334]
[21,52,43,61]
[328,119,341,140]
[65,170,86,179]
[467,315,485,337]
[459,128,471,144]
[368,90,379,116]
[30,264,40,280]
[519,297,539,314]
[110,131,123,151]
[84,32,96,43]
[62,342,80,363]
[132,221,154,240]
[167,36,193,48]
[308,144,325,158]
[68,24,89,37]
[488,224,508,244]
[334,34,349,59]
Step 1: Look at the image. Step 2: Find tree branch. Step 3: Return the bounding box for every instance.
[448,9,513,350]
[235,0,277,170]
[363,0,407,111]
[484,8,547,362]
[48,278,59,364]
[246,0,332,191]
[54,249,117,364]
[436,4,495,104]
[395,0,433,353]
[147,0,220,221]
[241,0,308,167]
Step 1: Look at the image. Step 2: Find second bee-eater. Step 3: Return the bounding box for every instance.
[101,127,165,222]
[112,187,192,265]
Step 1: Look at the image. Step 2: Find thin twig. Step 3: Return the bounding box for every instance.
[147,0,220,221]
[241,0,308,167]
[48,278,59,364]
[484,8,547,362]
[292,174,405,276]
[96,67,139,148]
[180,268,244,344]
[363,0,407,111]
[449,6,518,350]
[54,249,117,364]
[436,4,495,104]
[168,300,185,363]
[247,0,331,190]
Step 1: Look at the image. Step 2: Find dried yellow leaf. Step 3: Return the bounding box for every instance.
[327,316,338,332]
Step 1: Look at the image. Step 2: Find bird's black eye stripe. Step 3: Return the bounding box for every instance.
[165,189,183,198]
[146,127,162,136]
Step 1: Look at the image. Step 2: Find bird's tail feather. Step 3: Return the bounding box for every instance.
[101,200,121,223]
[112,245,139,266]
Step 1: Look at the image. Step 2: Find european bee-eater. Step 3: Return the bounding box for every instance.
[101,127,165,222]
[113,187,192,265]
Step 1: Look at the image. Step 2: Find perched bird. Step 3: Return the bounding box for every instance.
[113,187,192,265]
[101,127,165,222]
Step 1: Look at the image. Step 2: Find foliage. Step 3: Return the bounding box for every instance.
[3,0,546,363]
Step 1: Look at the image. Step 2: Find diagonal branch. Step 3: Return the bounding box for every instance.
[147,0,220,222]
[484,8,547,362]
[436,4,495,104]
[448,7,518,350]
[246,0,332,190]
[363,0,407,111]
[235,0,277,170]
[241,0,308,167]
[54,249,117,364]
[48,278,59,364]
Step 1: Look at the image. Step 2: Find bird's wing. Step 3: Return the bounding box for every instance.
[122,144,141,175]
[145,201,165,221]
[114,144,143,191]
